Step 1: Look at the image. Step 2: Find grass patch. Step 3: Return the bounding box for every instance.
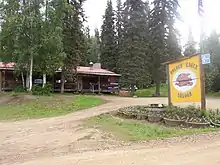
[135,84,220,98]
[135,84,168,97]
[0,94,103,121]
[207,92,220,97]
[86,115,219,141]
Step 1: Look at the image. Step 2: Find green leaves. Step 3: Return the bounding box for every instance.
[100,0,117,72]
[183,29,197,56]
[202,31,220,92]
[119,0,151,90]
[0,0,87,91]
[149,0,181,95]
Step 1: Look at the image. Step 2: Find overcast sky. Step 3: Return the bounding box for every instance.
[84,0,220,46]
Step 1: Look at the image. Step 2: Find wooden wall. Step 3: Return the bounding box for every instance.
[0,70,22,91]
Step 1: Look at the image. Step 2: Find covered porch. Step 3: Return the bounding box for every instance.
[0,69,22,91]
[52,72,119,93]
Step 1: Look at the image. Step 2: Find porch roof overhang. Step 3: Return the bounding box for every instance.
[0,62,15,70]
[56,67,121,77]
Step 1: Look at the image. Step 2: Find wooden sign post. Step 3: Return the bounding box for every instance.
[199,55,206,110]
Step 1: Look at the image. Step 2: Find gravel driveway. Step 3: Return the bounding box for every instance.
[1,96,220,165]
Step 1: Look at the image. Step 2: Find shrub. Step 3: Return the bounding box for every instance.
[32,84,52,96]
[13,85,26,93]
[207,109,220,124]
[165,105,212,123]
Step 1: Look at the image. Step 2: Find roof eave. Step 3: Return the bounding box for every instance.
[0,68,15,70]
[162,53,200,65]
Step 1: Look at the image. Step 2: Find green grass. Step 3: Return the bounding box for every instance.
[135,84,168,97]
[0,94,103,121]
[135,84,220,98]
[207,92,220,97]
[86,115,219,141]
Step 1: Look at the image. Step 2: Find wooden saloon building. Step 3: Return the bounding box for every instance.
[0,62,121,93]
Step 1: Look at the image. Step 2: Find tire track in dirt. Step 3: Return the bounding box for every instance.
[1,96,220,165]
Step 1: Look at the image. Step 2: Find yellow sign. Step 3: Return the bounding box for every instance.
[168,55,201,103]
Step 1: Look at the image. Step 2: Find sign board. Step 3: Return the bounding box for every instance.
[168,55,202,103]
[201,54,211,64]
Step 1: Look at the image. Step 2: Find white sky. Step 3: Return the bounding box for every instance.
[84,0,220,46]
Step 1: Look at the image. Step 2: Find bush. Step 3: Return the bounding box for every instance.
[13,85,26,93]
[165,105,213,123]
[32,84,52,96]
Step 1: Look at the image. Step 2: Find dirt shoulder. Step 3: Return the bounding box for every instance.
[16,132,220,165]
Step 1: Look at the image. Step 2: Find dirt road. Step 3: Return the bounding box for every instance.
[1,96,220,165]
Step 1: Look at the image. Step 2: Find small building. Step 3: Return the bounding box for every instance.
[0,62,121,93]
[0,62,21,91]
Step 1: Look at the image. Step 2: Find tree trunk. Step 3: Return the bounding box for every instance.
[155,79,161,97]
[130,85,135,96]
[26,72,29,90]
[43,73,46,87]
[21,72,25,89]
[28,55,33,91]
[60,71,65,94]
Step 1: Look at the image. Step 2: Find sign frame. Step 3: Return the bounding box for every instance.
[166,54,206,109]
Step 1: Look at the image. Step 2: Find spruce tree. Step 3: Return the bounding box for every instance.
[61,0,87,93]
[149,0,180,96]
[119,0,151,93]
[116,0,123,50]
[202,31,220,92]
[184,28,197,56]
[100,0,117,71]
[94,28,101,62]
[167,29,182,60]
[115,0,123,72]
[86,29,100,63]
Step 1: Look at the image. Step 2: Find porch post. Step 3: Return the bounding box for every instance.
[76,75,79,92]
[98,76,101,94]
[0,70,2,91]
[2,71,5,90]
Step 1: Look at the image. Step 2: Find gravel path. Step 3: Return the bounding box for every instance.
[1,96,220,165]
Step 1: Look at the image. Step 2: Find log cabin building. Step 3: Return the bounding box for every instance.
[0,62,120,93]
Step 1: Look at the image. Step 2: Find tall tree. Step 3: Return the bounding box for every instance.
[100,0,117,71]
[119,0,151,93]
[116,0,123,51]
[0,0,20,62]
[61,0,87,93]
[184,28,197,56]
[36,0,66,87]
[167,29,182,60]
[86,28,101,64]
[202,31,220,92]
[23,0,44,91]
[94,28,101,62]
[149,0,180,96]
[0,0,87,92]
[0,0,44,91]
